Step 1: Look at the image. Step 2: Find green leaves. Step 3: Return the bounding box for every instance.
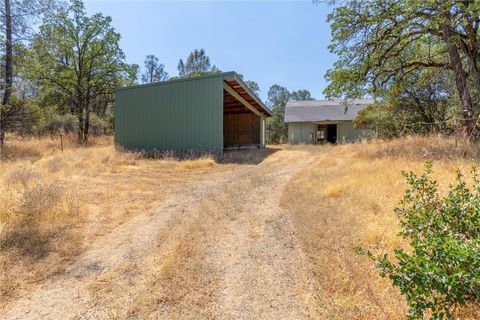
[176,49,220,78]
[27,0,136,141]
[325,0,480,137]
[365,163,480,318]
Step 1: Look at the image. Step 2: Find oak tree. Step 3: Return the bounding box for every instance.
[28,0,136,143]
[325,0,480,137]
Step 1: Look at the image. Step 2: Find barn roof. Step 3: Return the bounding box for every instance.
[116,71,272,116]
[284,99,373,123]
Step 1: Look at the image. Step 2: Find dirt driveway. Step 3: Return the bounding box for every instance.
[2,148,319,319]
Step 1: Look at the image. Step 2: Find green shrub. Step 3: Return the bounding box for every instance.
[46,113,78,134]
[0,97,45,135]
[89,113,109,135]
[360,162,480,319]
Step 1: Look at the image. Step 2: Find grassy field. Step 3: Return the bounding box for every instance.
[1,135,479,319]
[0,135,218,313]
[283,136,480,319]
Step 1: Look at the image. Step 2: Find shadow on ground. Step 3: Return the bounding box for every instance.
[222,147,280,165]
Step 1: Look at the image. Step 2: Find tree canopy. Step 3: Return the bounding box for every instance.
[141,54,168,84]
[325,0,480,138]
[28,0,137,142]
[177,48,220,78]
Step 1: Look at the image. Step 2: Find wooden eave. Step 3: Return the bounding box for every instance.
[222,74,272,117]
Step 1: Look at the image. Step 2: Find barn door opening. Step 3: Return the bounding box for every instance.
[327,124,337,143]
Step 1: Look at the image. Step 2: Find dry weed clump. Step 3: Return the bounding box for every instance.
[0,166,81,254]
[175,156,216,170]
[0,165,84,305]
[283,136,480,319]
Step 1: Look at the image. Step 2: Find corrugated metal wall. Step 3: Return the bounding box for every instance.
[115,76,224,151]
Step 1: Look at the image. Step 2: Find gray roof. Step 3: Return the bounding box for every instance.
[284,99,373,123]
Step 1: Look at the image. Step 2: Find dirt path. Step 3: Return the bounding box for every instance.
[2,149,318,319]
[210,149,318,319]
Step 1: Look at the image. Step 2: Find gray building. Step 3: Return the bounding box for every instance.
[284,99,373,144]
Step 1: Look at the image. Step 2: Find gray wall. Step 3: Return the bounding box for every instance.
[337,121,366,143]
[287,121,366,144]
[288,122,316,144]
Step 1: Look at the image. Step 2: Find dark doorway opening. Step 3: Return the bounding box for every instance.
[327,124,337,143]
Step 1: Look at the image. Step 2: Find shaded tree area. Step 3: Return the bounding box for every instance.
[325,0,480,139]
[266,84,313,143]
[354,70,456,138]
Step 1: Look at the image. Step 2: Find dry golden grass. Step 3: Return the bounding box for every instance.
[0,135,134,307]
[175,156,216,170]
[2,134,480,319]
[0,134,223,312]
[283,135,480,319]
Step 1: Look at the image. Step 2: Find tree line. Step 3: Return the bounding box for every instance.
[1,0,308,145]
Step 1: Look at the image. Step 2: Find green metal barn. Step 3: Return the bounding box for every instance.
[115,72,271,152]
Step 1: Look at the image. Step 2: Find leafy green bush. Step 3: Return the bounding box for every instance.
[89,113,109,135]
[46,113,78,134]
[361,162,480,319]
[1,97,45,135]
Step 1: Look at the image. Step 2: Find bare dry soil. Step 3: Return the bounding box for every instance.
[2,148,319,320]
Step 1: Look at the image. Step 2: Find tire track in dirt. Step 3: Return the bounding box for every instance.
[207,149,318,319]
[2,149,318,319]
[1,167,241,320]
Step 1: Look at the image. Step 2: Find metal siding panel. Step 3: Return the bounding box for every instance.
[115,76,223,151]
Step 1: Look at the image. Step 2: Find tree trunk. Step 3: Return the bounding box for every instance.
[2,0,13,106]
[77,104,90,144]
[78,107,85,144]
[442,24,477,137]
[84,108,90,143]
[1,0,13,146]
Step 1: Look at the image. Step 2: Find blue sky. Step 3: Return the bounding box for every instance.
[84,1,335,101]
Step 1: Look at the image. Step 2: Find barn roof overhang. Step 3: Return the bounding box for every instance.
[221,72,272,117]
